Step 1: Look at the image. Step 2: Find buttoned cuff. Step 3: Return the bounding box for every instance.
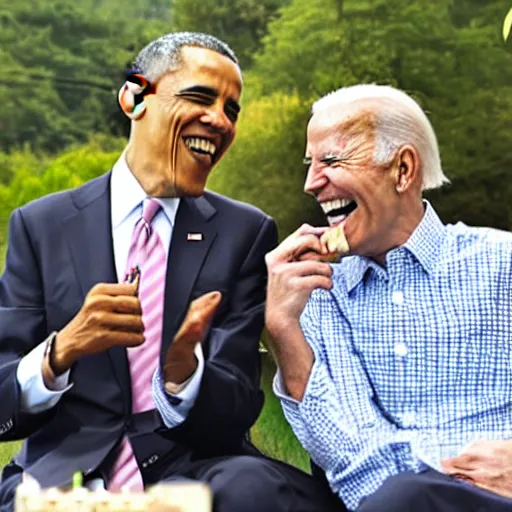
[152,343,204,428]
[16,337,72,414]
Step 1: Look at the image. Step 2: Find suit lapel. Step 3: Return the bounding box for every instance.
[64,172,131,410]
[161,196,217,358]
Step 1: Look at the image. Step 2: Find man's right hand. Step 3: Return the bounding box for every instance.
[265,223,332,338]
[49,281,145,375]
[264,224,333,401]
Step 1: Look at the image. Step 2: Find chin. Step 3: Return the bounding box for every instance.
[175,184,206,197]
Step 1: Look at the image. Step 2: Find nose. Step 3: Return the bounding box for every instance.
[304,162,329,196]
[199,103,232,134]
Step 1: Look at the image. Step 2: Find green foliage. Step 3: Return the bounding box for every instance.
[0,0,168,152]
[171,0,290,69]
[0,136,124,249]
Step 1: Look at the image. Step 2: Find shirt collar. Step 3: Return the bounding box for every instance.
[341,201,446,293]
[402,200,446,275]
[110,153,180,229]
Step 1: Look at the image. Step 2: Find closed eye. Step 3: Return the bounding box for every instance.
[175,91,215,105]
[225,104,239,122]
[320,156,349,165]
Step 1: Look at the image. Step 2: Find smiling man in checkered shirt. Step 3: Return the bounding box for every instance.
[264,84,512,512]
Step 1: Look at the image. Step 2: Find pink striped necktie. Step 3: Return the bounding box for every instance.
[109,198,167,492]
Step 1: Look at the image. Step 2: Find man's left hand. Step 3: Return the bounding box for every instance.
[163,291,222,384]
[441,439,512,499]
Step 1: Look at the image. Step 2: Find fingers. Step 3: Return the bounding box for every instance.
[105,330,145,348]
[272,259,333,280]
[442,453,479,471]
[295,223,329,237]
[293,260,333,277]
[105,313,145,333]
[266,224,331,266]
[89,281,140,297]
[189,291,223,316]
[85,295,142,315]
[290,275,332,291]
[174,291,223,344]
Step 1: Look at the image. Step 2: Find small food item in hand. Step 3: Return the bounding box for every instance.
[319,225,349,262]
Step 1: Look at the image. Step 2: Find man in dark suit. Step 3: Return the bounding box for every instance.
[0,32,342,511]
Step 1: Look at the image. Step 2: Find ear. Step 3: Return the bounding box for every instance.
[118,74,150,121]
[394,145,420,194]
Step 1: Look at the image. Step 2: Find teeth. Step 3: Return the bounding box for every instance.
[185,137,216,155]
[320,198,353,214]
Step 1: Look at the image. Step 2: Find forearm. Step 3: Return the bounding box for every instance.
[267,321,314,402]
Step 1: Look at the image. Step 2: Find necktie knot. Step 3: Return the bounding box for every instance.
[142,198,162,225]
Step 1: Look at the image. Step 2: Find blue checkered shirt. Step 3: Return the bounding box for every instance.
[274,203,512,511]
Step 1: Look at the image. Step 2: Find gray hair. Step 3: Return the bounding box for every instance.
[134,32,238,84]
[312,84,449,191]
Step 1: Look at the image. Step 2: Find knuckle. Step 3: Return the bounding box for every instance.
[89,310,106,326]
[89,283,105,295]
[85,295,105,311]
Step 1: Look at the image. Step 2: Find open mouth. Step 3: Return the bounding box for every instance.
[184,136,217,163]
[320,198,358,225]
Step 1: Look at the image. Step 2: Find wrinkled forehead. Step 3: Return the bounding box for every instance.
[306,103,378,151]
[175,46,243,92]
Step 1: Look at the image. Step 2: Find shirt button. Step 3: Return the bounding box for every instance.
[391,291,404,305]
[394,342,408,357]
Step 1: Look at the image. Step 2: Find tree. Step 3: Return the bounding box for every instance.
[171,0,290,68]
[0,0,168,152]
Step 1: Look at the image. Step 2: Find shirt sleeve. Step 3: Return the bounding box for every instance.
[16,337,72,414]
[152,342,204,428]
[273,290,419,510]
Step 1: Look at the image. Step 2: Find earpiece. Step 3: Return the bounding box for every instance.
[118,74,151,120]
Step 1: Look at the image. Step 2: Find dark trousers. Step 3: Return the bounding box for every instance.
[357,469,512,512]
[159,454,346,512]
[0,454,345,512]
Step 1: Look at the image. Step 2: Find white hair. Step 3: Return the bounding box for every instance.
[312,84,449,191]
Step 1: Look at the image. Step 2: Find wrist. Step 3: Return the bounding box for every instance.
[163,343,197,384]
[266,316,302,342]
[51,332,77,375]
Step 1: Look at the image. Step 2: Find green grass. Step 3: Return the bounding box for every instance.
[0,442,20,469]
[251,354,310,471]
[0,354,309,472]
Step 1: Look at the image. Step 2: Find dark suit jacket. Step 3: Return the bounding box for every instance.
[0,171,278,489]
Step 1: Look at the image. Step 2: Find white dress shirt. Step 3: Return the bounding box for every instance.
[16,155,204,425]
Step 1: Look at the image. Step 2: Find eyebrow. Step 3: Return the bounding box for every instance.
[176,85,241,114]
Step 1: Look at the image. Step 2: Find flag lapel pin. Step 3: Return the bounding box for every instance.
[187,233,203,241]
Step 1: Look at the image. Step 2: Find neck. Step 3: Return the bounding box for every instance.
[372,199,425,266]
[125,142,175,197]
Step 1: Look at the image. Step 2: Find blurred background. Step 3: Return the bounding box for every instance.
[1,0,511,472]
